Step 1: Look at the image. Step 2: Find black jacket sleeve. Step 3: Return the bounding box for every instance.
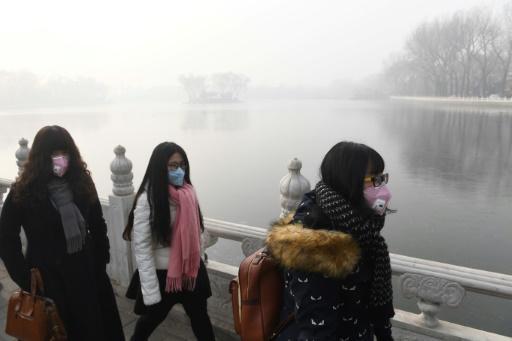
[88,196,110,266]
[0,191,31,291]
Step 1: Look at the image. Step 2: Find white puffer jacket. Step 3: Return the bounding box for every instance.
[132,192,177,306]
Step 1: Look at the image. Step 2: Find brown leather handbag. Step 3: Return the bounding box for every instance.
[5,268,67,341]
[229,247,293,341]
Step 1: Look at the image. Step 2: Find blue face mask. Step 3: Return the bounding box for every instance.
[168,167,185,187]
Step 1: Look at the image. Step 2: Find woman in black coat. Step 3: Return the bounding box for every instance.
[0,125,125,341]
[267,141,395,341]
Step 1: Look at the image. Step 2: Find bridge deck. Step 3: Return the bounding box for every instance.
[0,263,237,341]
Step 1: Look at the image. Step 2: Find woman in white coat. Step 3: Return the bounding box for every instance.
[123,142,215,341]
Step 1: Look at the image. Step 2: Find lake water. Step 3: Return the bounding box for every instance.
[0,99,511,335]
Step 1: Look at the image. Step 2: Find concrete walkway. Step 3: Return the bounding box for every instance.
[0,263,236,340]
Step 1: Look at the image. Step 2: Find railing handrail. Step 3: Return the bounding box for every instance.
[2,179,512,300]
[204,218,267,240]
[203,216,512,300]
[391,254,512,299]
[0,178,13,187]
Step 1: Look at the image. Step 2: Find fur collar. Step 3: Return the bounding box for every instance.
[266,222,360,278]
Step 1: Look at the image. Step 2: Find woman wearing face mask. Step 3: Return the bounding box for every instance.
[267,141,395,341]
[123,142,215,341]
[0,125,125,340]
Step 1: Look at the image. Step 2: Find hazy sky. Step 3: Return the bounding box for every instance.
[0,0,509,87]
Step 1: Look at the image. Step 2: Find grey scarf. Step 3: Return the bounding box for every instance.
[47,178,87,254]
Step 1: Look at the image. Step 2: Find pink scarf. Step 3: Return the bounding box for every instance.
[166,183,201,293]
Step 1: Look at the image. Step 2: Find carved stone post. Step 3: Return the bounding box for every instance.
[111,145,134,196]
[201,230,219,263]
[0,185,7,209]
[14,138,30,254]
[107,145,136,286]
[15,138,30,176]
[241,237,264,257]
[400,273,465,328]
[279,158,311,219]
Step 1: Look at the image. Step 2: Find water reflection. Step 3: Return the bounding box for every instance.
[182,107,249,131]
[0,100,511,336]
[384,103,512,198]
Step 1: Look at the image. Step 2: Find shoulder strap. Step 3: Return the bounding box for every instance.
[269,313,294,340]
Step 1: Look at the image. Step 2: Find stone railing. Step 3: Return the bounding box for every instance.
[0,179,12,208]
[200,219,512,340]
[1,139,511,340]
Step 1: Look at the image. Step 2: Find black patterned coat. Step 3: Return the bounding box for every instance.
[267,191,394,341]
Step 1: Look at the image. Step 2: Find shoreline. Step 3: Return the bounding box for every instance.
[390,95,512,108]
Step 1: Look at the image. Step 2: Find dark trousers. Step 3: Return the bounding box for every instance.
[130,293,215,341]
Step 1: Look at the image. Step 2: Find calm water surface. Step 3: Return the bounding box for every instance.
[0,100,511,335]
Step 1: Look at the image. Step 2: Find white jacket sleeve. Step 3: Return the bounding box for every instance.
[133,192,162,305]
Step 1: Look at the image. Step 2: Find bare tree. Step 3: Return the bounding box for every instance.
[384,3,512,98]
[492,1,512,96]
[179,74,206,102]
[473,8,500,96]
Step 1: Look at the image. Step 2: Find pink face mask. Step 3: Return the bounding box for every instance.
[52,155,69,177]
[363,184,392,215]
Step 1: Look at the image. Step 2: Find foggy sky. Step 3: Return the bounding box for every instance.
[0,0,509,88]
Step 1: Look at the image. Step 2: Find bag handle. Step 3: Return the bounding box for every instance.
[15,268,45,317]
[30,268,45,296]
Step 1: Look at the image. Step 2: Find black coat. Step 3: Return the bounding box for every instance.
[267,191,394,341]
[0,187,125,341]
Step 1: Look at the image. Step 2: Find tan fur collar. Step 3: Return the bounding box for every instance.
[266,224,360,278]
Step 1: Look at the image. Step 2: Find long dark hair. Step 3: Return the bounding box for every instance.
[123,142,203,245]
[320,141,385,218]
[13,125,96,204]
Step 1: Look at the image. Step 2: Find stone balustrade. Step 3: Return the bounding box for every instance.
[201,216,512,340]
[15,138,30,177]
[279,157,310,219]
[0,179,12,208]
[0,140,511,340]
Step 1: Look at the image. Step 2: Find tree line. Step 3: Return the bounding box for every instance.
[0,71,108,107]
[384,2,512,98]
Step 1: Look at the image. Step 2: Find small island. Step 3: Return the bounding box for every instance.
[179,72,250,103]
